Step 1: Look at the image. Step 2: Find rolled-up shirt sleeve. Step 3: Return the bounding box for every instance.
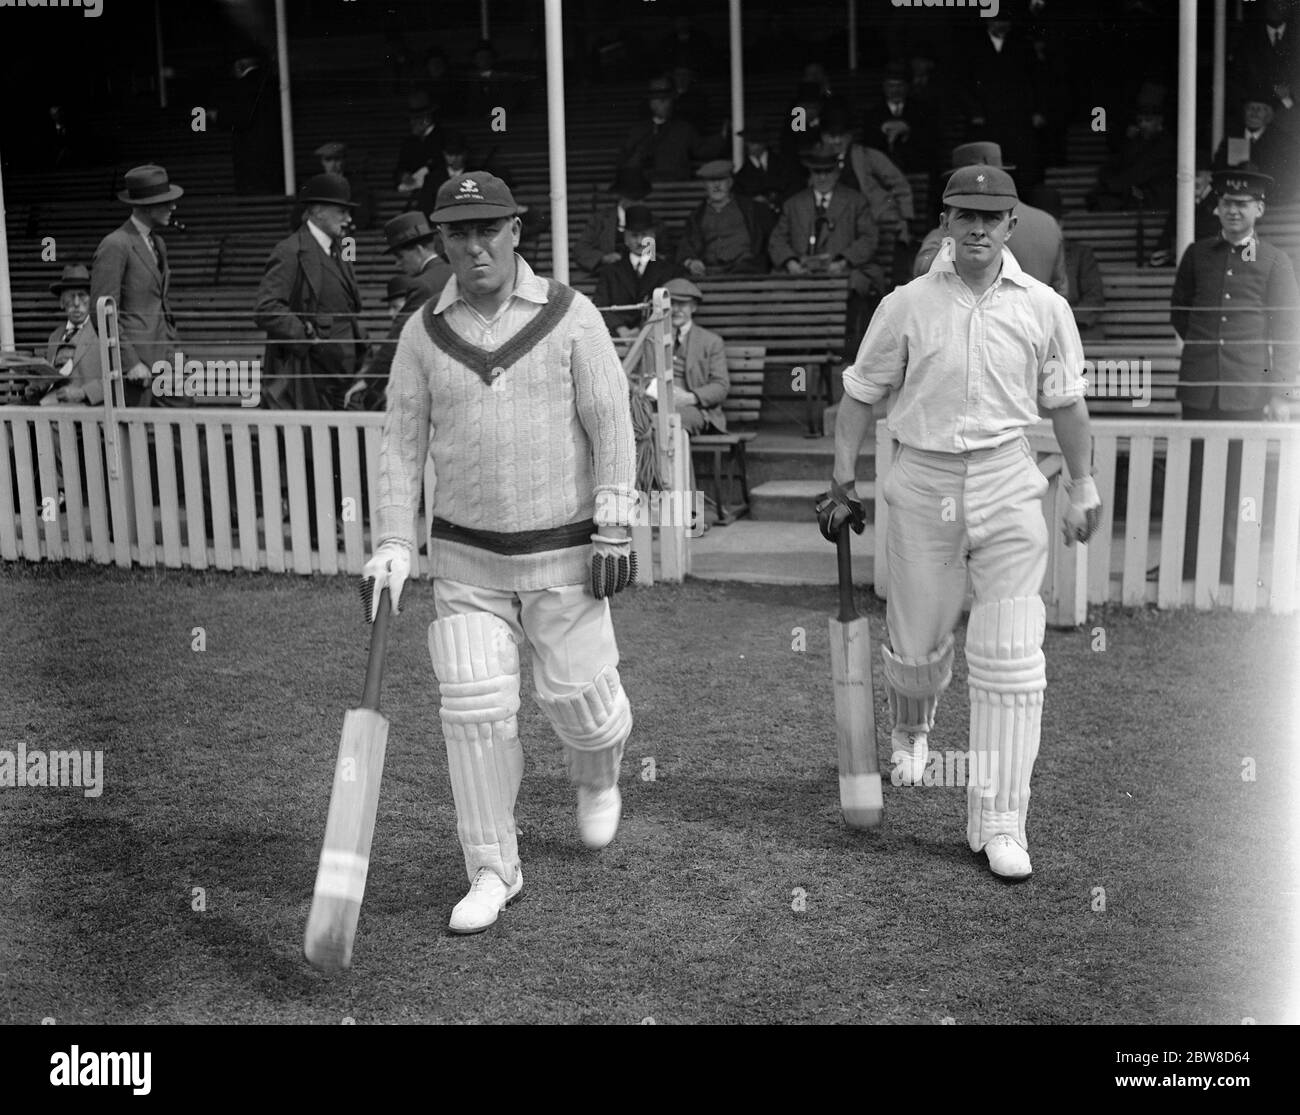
[842,290,906,405]
[1036,294,1089,410]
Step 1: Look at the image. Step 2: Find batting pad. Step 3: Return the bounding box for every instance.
[429,613,525,884]
[534,665,632,790]
[964,596,1046,853]
[882,634,954,733]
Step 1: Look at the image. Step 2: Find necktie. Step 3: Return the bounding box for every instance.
[62,322,78,344]
[145,233,159,264]
[813,195,829,251]
[635,255,647,275]
[889,101,902,117]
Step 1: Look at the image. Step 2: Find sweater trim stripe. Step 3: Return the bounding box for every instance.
[421,279,577,386]
[430,516,595,555]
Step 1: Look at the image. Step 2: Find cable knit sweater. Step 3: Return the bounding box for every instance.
[376,255,638,590]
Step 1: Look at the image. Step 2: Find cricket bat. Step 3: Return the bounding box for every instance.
[304,583,393,972]
[829,525,883,828]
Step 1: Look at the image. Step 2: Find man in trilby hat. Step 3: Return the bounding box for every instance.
[42,264,103,406]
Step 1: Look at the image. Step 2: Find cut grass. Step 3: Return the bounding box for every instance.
[0,562,1296,1024]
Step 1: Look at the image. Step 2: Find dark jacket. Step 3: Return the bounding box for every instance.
[1171,233,1300,412]
[676,193,770,272]
[733,150,807,216]
[860,95,941,175]
[768,185,880,294]
[1064,240,1106,343]
[595,256,681,332]
[573,205,671,274]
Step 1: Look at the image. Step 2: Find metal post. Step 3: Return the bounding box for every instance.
[1176,0,1197,261]
[848,0,858,73]
[154,0,168,109]
[544,0,569,282]
[0,151,14,351]
[481,0,490,41]
[729,0,744,169]
[1212,0,1226,152]
[274,0,296,197]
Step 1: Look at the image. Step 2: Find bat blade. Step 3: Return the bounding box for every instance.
[304,708,389,972]
[829,614,882,828]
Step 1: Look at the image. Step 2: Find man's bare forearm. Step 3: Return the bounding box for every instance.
[833,393,876,489]
[1049,397,1094,483]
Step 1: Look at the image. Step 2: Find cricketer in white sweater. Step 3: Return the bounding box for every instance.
[376,255,639,590]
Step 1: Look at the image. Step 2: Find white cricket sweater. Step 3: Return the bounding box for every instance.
[376,260,638,590]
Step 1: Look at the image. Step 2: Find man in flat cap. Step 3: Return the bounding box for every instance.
[362,171,639,935]
[91,164,184,407]
[41,264,103,406]
[255,172,366,410]
[677,160,768,277]
[657,277,729,436]
[820,164,1100,882]
[1172,167,1300,581]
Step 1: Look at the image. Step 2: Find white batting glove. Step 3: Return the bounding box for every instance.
[361,541,411,620]
[1062,475,1102,547]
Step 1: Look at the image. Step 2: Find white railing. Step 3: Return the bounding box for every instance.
[874,418,1300,620]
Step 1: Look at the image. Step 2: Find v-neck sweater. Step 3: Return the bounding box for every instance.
[376,278,638,590]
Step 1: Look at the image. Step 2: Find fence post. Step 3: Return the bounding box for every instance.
[649,287,687,582]
[96,295,136,568]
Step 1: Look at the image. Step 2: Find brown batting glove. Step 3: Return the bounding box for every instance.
[815,479,866,542]
[590,533,637,599]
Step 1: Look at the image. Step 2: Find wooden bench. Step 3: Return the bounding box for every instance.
[690,344,766,524]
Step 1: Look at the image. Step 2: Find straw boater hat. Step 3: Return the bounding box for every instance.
[117,164,183,206]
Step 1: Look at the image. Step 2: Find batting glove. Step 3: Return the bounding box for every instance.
[815,479,866,543]
[1062,475,1102,547]
[361,540,411,620]
[590,533,637,599]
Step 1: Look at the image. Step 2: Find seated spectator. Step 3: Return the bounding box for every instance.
[39,265,103,406]
[651,278,730,436]
[393,90,444,195]
[1031,187,1106,342]
[421,46,460,115]
[781,82,826,161]
[913,143,1067,295]
[293,142,375,230]
[1149,164,1219,266]
[411,131,517,214]
[860,61,941,178]
[619,76,719,182]
[1227,0,1298,120]
[573,168,670,273]
[817,109,914,242]
[670,66,712,133]
[1213,88,1298,202]
[768,144,881,297]
[464,39,521,117]
[733,118,806,224]
[1086,105,1176,211]
[596,205,680,336]
[677,161,768,277]
[799,62,852,126]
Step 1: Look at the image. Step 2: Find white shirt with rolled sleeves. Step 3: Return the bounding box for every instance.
[843,245,1087,451]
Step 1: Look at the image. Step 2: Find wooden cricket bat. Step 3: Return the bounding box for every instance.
[304,584,393,972]
[829,525,883,828]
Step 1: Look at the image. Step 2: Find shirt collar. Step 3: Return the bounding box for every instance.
[1218,230,1257,250]
[433,253,549,315]
[305,219,334,255]
[129,214,153,240]
[930,241,1034,289]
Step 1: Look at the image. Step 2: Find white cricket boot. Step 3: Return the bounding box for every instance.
[984,834,1033,881]
[890,729,929,785]
[577,785,622,849]
[448,867,523,935]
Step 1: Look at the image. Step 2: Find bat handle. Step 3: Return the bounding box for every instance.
[836,526,857,622]
[360,588,392,711]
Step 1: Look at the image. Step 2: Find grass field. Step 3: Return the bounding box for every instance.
[1,562,1297,1025]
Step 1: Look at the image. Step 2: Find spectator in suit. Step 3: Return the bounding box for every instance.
[817,109,915,245]
[619,76,717,183]
[1213,90,1298,203]
[861,61,941,179]
[1086,106,1176,211]
[656,278,729,436]
[291,142,375,231]
[781,82,826,162]
[345,212,452,410]
[464,39,520,118]
[39,265,103,406]
[1172,168,1300,580]
[412,132,519,216]
[226,56,283,196]
[913,143,1067,296]
[573,168,669,274]
[1150,165,1219,267]
[596,206,680,336]
[677,161,769,277]
[732,118,806,225]
[670,66,712,134]
[1229,0,1298,118]
[955,15,1045,189]
[394,90,444,196]
[90,164,184,407]
[769,142,883,343]
[1030,187,1105,343]
[254,173,366,411]
[421,46,461,115]
[799,62,852,127]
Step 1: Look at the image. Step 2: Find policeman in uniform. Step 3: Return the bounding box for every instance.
[1171,168,1300,580]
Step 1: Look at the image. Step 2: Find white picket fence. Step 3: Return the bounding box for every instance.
[874,418,1300,620]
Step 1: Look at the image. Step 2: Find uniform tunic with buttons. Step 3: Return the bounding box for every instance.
[1171,234,1300,412]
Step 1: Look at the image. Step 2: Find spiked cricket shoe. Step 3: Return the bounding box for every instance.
[984,834,1033,881]
[577,785,621,849]
[448,867,523,934]
[890,730,929,785]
